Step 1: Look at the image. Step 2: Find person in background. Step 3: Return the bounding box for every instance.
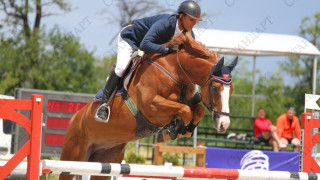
[276,107,301,152]
[253,107,285,152]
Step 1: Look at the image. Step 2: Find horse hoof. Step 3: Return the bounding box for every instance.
[169,130,178,140]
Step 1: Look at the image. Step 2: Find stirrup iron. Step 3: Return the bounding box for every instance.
[94,103,111,123]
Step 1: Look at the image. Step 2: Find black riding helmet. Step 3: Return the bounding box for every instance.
[178,1,202,21]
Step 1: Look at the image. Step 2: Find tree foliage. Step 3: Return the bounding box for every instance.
[0,0,111,95]
[278,12,320,116]
[125,151,146,164]
[227,59,295,130]
[0,0,71,39]
[1,1,319,132]
[227,12,320,129]
[0,27,105,95]
[102,0,173,44]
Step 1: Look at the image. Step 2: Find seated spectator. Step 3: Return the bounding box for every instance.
[253,107,285,152]
[276,107,301,152]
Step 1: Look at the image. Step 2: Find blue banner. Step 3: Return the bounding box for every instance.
[205,147,299,172]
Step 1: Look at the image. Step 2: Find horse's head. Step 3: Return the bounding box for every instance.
[201,56,238,133]
[161,32,238,133]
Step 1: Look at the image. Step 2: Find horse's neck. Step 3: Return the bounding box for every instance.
[175,51,213,86]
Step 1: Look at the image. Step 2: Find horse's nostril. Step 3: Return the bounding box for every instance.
[220,124,224,131]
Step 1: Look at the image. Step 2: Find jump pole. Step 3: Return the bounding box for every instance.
[42,160,320,180]
[2,97,320,179]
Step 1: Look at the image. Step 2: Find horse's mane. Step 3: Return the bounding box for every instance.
[146,32,220,64]
[168,32,220,63]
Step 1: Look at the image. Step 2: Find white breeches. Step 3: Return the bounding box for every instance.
[115,34,133,77]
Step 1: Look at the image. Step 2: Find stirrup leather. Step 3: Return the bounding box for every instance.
[94,103,111,123]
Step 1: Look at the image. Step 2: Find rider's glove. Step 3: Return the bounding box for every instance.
[165,44,178,53]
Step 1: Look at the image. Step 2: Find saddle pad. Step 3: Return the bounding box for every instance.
[92,87,124,102]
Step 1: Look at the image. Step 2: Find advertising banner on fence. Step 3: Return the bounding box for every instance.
[206,147,299,172]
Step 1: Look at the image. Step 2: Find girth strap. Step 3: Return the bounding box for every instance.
[122,91,162,137]
[124,93,139,115]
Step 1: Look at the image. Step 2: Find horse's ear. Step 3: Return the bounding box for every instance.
[227,56,238,72]
[211,57,224,75]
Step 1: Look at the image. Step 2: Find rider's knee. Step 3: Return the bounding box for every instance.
[115,67,125,77]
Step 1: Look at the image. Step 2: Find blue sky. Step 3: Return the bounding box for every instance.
[42,0,320,82]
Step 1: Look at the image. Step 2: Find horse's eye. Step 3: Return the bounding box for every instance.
[212,86,218,92]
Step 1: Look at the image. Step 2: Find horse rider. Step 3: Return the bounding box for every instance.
[95,0,202,122]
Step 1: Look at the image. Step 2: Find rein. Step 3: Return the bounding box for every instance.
[178,50,230,117]
[144,50,230,117]
[144,52,193,105]
[144,58,186,87]
[176,49,193,85]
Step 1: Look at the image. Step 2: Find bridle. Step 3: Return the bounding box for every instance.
[144,48,231,118]
[204,76,231,118]
[178,49,231,118]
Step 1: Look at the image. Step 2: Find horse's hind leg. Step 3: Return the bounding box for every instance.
[89,143,127,180]
[59,128,89,180]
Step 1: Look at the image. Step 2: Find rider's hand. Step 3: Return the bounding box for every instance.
[165,44,178,53]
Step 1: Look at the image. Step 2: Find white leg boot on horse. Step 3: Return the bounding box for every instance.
[94,71,121,123]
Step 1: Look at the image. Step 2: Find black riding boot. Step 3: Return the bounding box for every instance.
[95,71,121,122]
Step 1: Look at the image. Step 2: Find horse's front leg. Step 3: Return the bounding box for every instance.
[184,104,205,137]
[151,95,193,126]
[155,104,204,143]
[150,95,193,140]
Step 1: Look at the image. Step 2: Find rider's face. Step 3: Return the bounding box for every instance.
[287,109,295,120]
[180,14,197,31]
[258,109,265,118]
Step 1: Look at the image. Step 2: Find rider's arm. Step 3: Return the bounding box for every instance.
[139,20,169,54]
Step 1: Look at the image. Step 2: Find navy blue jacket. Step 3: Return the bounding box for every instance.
[120,14,194,53]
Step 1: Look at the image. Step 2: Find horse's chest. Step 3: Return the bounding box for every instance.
[134,111,162,137]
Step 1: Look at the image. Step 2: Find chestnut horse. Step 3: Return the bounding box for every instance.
[59,32,237,180]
